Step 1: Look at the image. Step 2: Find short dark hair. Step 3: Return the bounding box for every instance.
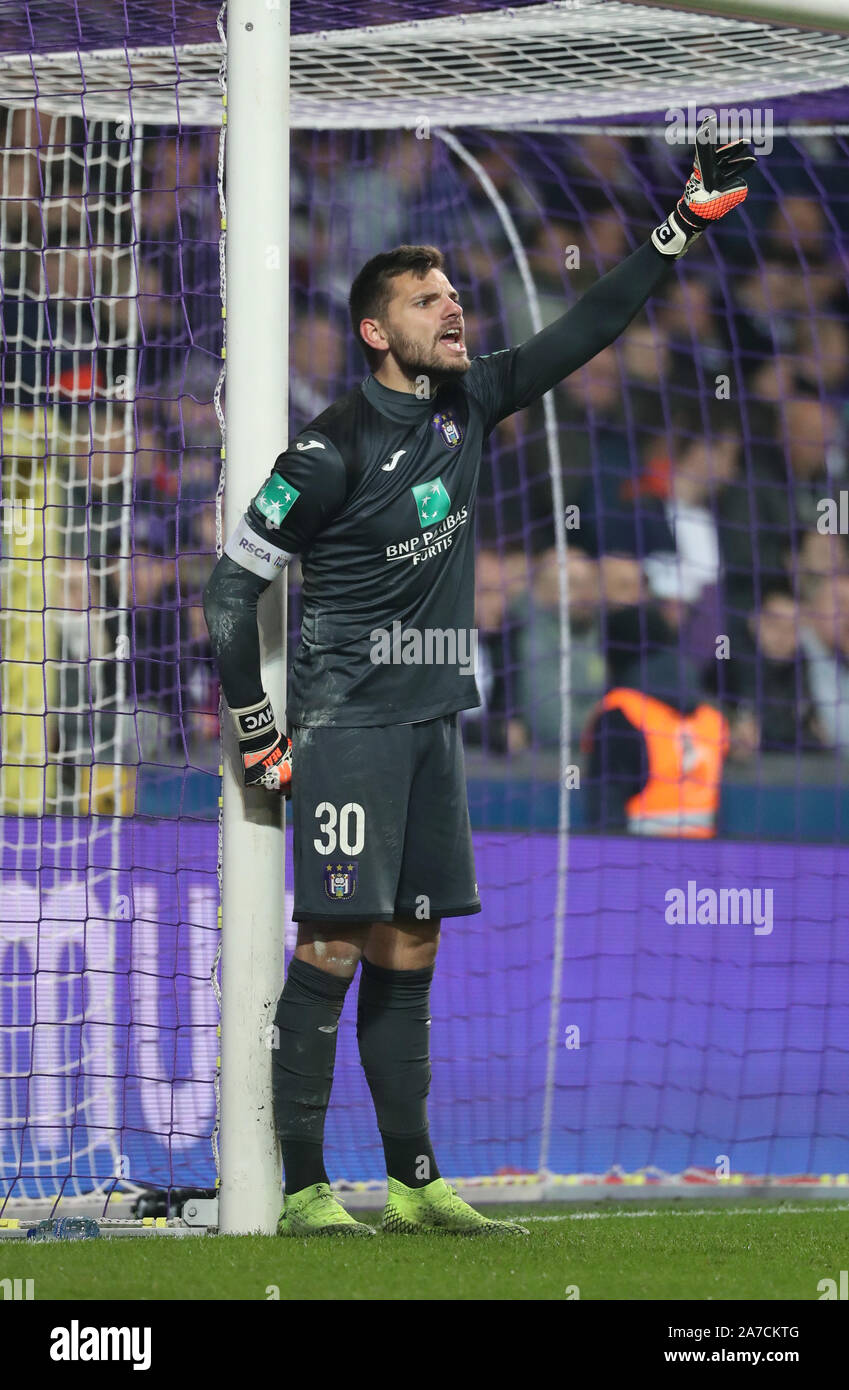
[348,244,445,369]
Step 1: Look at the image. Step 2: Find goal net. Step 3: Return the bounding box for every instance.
[2,0,849,1224]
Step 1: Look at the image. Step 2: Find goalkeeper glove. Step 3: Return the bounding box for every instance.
[231,695,292,797]
[651,114,758,259]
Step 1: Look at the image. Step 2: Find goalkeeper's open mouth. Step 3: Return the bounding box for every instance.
[438,324,466,354]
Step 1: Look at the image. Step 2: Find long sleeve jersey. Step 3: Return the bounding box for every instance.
[203,239,674,728]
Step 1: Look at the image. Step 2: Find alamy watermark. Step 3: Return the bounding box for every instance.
[369,621,478,678]
[1,498,36,547]
[1,1277,34,1300]
[817,494,849,534]
[665,881,774,936]
[665,103,774,157]
[50,1322,151,1370]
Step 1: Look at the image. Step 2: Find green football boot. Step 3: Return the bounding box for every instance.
[381,1176,529,1236]
[276,1182,375,1237]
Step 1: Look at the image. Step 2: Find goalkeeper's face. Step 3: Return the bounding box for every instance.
[379,268,469,383]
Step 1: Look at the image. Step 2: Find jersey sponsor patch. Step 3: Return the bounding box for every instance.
[224,514,293,580]
[254,474,301,528]
[431,410,463,447]
[324,861,358,900]
[411,476,451,528]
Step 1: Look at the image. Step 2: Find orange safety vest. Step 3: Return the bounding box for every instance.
[598,688,729,839]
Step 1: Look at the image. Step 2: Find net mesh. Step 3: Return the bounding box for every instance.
[0,100,222,1206]
[2,5,849,128]
[1,1,848,1215]
[0,0,553,51]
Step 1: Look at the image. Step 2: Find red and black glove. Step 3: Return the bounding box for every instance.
[231,695,292,797]
[651,115,758,259]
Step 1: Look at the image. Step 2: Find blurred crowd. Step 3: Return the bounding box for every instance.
[2,118,848,788]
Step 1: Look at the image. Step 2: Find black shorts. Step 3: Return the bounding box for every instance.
[289,714,481,922]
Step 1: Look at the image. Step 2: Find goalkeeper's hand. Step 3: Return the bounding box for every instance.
[651,114,758,259]
[231,695,292,797]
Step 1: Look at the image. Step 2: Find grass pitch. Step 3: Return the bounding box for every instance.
[5,1199,849,1300]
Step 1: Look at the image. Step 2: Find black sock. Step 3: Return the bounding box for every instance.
[271,956,352,1195]
[280,1138,329,1197]
[356,956,441,1188]
[380,1130,440,1189]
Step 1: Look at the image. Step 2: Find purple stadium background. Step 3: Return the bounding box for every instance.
[2,819,847,1192]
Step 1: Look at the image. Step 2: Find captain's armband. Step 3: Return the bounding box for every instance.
[223,515,294,581]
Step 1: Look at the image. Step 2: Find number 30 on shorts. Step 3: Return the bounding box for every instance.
[313,801,366,856]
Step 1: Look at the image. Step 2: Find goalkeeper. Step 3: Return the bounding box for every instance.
[203,120,757,1236]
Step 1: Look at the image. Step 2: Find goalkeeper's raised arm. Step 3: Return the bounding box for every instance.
[480,115,758,424]
[202,115,757,795]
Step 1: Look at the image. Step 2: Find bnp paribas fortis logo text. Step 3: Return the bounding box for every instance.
[412,477,451,529]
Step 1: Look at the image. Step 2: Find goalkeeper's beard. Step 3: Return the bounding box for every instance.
[383,325,470,388]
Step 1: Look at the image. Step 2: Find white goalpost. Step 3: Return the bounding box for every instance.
[216,0,289,1238]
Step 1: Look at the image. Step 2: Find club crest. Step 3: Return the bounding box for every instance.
[431,410,463,447]
[324,862,358,900]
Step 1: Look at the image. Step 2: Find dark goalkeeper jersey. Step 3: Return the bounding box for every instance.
[230,365,524,726]
[206,238,674,728]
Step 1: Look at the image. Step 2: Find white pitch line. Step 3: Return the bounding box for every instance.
[519,1204,849,1222]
